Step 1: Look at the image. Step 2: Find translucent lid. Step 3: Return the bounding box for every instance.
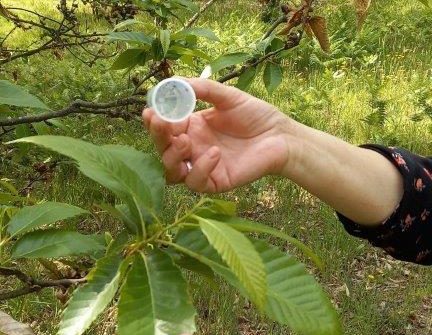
[148,78,196,123]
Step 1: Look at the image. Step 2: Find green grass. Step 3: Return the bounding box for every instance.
[1,0,432,334]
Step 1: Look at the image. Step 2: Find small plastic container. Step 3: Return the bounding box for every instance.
[147,78,196,123]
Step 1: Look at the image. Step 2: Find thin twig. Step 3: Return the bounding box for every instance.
[185,0,218,28]
[262,15,288,40]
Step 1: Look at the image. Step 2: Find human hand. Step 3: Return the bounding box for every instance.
[143,78,295,193]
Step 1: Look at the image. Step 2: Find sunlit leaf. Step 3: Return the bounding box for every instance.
[209,53,250,74]
[118,251,196,335]
[107,32,154,45]
[7,202,88,238]
[197,217,267,309]
[0,80,49,110]
[160,30,171,57]
[11,229,105,259]
[58,255,122,335]
[263,63,283,95]
[236,67,257,91]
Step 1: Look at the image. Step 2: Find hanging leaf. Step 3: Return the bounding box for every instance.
[7,202,88,238]
[107,32,154,45]
[159,30,171,57]
[195,213,323,270]
[111,49,148,70]
[236,67,257,91]
[10,136,159,231]
[11,229,105,259]
[197,217,267,309]
[209,53,250,75]
[58,255,122,335]
[309,16,331,53]
[174,229,341,335]
[102,145,164,212]
[0,80,49,110]
[113,19,146,31]
[0,311,35,335]
[118,251,196,335]
[353,0,372,31]
[263,63,283,95]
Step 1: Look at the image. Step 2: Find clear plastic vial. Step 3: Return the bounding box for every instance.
[147,78,196,123]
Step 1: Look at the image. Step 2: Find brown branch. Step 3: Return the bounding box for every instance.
[262,15,288,40]
[0,266,86,300]
[218,33,302,83]
[185,0,218,28]
[0,96,145,127]
[217,1,314,83]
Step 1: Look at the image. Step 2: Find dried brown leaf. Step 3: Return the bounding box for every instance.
[309,16,331,52]
[277,9,303,36]
[0,311,35,335]
[304,23,314,38]
[354,0,372,30]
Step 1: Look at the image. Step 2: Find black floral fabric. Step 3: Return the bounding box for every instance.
[337,144,432,265]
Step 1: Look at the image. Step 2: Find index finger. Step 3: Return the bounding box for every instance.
[184,78,248,109]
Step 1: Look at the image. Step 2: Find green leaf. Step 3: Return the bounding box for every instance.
[7,202,88,238]
[197,217,267,309]
[107,31,154,45]
[263,63,283,95]
[111,49,148,70]
[0,193,28,205]
[113,19,146,31]
[160,30,171,57]
[102,145,165,212]
[118,250,196,335]
[174,230,341,335]
[58,255,122,335]
[0,179,18,195]
[168,45,211,60]
[11,229,105,259]
[0,80,49,110]
[236,67,257,91]
[166,248,215,282]
[173,27,219,41]
[253,239,341,335]
[209,52,250,74]
[10,136,156,233]
[202,215,323,271]
[32,122,51,135]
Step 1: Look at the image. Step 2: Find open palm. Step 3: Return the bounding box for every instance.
[143,78,292,193]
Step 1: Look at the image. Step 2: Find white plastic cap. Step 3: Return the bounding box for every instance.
[147,78,196,123]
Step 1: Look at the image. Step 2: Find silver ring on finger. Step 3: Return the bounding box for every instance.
[185,160,193,173]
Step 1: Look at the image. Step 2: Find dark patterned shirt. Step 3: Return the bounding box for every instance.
[337,144,432,266]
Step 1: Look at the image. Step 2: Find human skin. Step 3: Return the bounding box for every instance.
[143,78,404,226]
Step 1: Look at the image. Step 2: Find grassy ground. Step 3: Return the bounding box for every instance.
[1,0,432,334]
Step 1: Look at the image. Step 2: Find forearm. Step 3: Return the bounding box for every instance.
[281,119,404,226]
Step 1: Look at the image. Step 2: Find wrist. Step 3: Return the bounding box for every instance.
[270,115,305,178]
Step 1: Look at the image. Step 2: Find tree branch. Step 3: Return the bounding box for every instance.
[0,96,145,127]
[0,266,86,301]
[186,0,218,28]
[261,14,288,40]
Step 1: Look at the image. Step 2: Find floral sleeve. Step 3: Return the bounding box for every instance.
[337,144,432,265]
